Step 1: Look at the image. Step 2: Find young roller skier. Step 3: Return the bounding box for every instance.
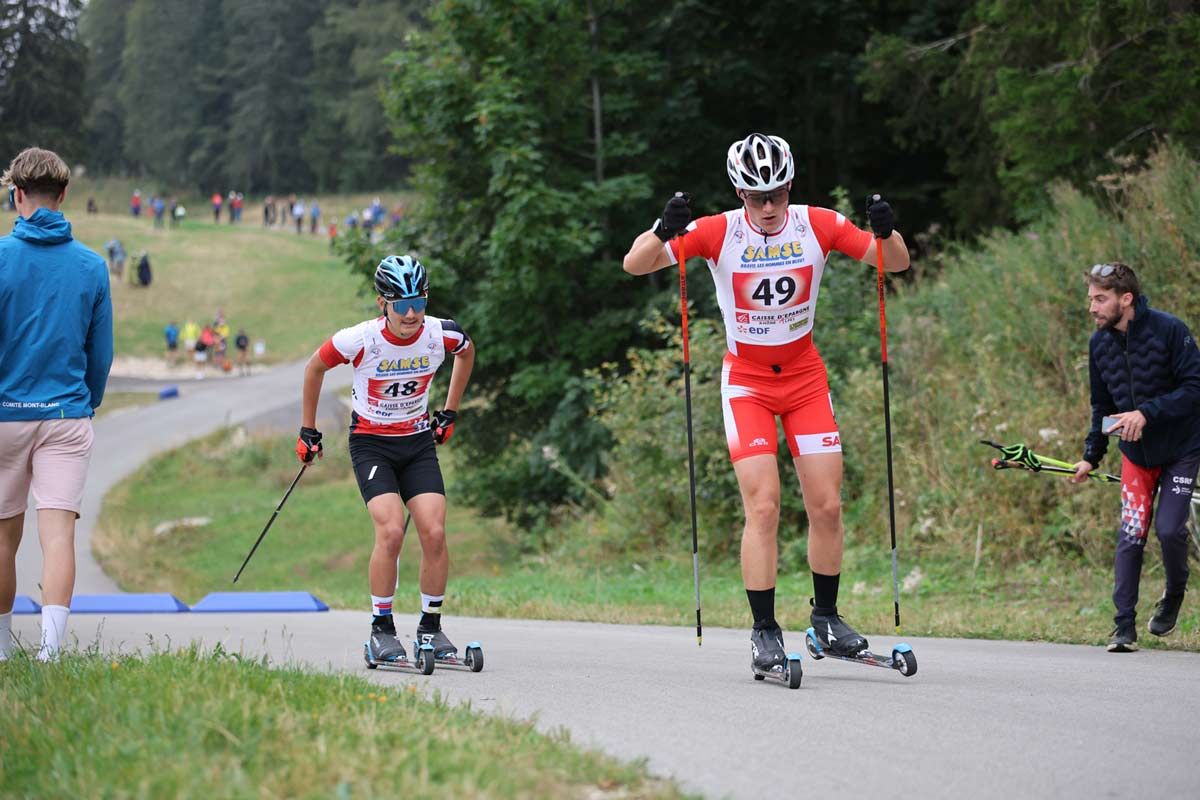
[298,255,474,665]
[622,133,910,675]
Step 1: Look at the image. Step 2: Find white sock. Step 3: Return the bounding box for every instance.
[0,611,11,660]
[371,595,394,618]
[421,593,444,614]
[37,605,70,662]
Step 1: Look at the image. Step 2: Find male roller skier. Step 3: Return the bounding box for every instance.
[622,132,910,673]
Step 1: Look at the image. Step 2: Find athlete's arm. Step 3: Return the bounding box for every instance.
[301,350,331,428]
[623,230,674,275]
[857,231,909,273]
[442,341,474,412]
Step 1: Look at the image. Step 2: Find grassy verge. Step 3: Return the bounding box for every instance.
[0,647,684,799]
[94,430,1200,651]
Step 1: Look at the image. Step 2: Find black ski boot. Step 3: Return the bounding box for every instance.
[750,624,787,671]
[416,626,458,659]
[1107,619,1138,652]
[810,600,869,656]
[368,615,408,662]
[1148,592,1184,637]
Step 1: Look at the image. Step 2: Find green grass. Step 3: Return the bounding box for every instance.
[93,391,158,419]
[0,647,684,799]
[94,429,1200,651]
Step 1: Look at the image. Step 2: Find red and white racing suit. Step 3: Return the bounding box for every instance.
[318,315,471,436]
[664,206,873,462]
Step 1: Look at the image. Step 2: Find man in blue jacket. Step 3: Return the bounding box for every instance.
[1071,263,1200,652]
[0,147,112,662]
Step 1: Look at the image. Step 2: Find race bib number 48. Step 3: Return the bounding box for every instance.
[733,266,813,312]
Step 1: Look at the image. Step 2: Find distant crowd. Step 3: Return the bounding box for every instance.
[163,310,255,378]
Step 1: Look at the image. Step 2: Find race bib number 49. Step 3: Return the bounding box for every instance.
[732,266,813,311]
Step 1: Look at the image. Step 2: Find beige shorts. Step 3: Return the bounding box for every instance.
[0,418,95,518]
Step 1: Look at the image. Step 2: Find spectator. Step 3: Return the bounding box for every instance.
[86,197,98,215]
[293,198,305,234]
[263,195,275,227]
[173,201,186,227]
[164,320,179,362]
[309,200,320,234]
[214,316,231,365]
[1071,262,1200,652]
[151,195,166,228]
[0,146,113,662]
[181,319,199,355]
[328,221,338,249]
[130,189,142,217]
[233,192,244,223]
[104,239,126,278]
[235,329,250,375]
[211,192,223,223]
[195,325,215,378]
[132,250,152,287]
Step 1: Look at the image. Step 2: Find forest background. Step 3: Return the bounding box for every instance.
[3,0,1199,588]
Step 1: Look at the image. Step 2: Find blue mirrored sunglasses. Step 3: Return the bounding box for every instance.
[390,296,427,315]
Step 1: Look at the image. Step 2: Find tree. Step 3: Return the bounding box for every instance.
[863,0,1200,230]
[79,0,134,173]
[0,0,88,163]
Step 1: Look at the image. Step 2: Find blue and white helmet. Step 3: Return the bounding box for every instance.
[374,254,428,299]
[726,133,794,192]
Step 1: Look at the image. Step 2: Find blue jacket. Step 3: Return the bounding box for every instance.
[1083,295,1200,468]
[0,208,112,420]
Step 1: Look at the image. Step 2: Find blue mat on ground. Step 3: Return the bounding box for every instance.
[70,593,190,613]
[13,595,41,614]
[191,591,329,613]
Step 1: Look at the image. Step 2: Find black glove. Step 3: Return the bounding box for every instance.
[295,426,323,463]
[432,409,457,445]
[866,193,894,239]
[653,192,691,242]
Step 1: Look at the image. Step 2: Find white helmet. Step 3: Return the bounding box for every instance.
[726,133,794,192]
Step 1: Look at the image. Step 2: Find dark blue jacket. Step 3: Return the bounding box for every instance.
[0,208,112,420]
[1083,295,1200,468]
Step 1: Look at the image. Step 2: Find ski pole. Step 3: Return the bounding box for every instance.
[233,463,308,583]
[874,222,901,635]
[678,229,703,646]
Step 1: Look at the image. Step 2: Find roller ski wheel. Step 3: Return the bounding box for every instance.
[750,653,803,689]
[363,641,436,675]
[804,628,917,678]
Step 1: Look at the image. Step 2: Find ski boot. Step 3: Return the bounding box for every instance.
[809,600,869,656]
[750,624,802,689]
[364,615,435,674]
[416,626,485,672]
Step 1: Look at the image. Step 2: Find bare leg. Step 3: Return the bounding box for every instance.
[793,452,845,575]
[406,492,448,596]
[734,455,781,590]
[38,509,77,606]
[365,493,407,597]
[0,513,24,614]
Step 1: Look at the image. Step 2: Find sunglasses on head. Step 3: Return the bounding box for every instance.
[1090,263,1124,278]
[389,296,427,315]
[742,187,788,209]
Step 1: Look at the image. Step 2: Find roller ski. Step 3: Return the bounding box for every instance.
[414,626,484,673]
[749,625,803,689]
[364,615,435,675]
[804,603,916,677]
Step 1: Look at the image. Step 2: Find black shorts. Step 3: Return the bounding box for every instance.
[349,433,444,505]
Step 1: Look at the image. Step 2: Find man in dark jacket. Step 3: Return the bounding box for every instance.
[1071,263,1200,652]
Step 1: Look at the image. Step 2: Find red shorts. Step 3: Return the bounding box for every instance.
[720,348,840,462]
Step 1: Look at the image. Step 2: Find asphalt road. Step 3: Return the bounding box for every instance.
[12,361,1200,799]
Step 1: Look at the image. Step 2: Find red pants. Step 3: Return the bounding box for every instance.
[720,348,840,462]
